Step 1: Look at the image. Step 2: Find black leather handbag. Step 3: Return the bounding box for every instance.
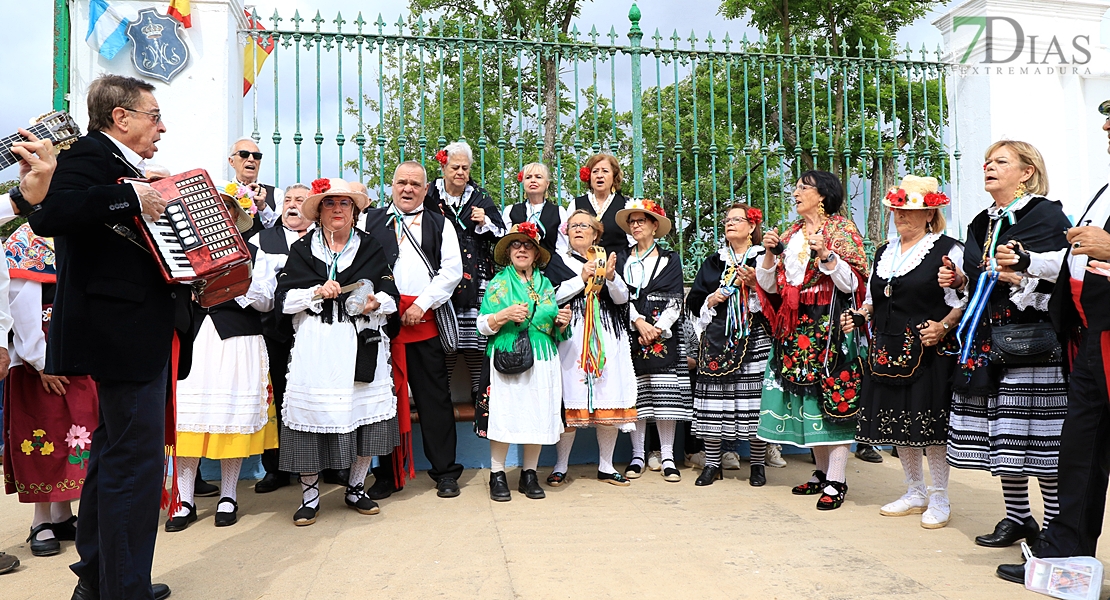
[493,327,534,375]
[354,327,382,382]
[989,323,1062,366]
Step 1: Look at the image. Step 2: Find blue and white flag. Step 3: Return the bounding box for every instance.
[86,0,130,60]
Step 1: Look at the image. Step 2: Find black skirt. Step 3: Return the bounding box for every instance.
[855,352,956,447]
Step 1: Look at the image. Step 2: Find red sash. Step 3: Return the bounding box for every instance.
[161,332,181,514]
[1071,277,1110,402]
[389,295,439,488]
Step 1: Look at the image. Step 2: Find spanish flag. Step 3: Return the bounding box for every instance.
[167,0,191,28]
[243,10,274,95]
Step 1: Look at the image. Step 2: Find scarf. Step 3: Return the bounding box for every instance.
[480,265,564,360]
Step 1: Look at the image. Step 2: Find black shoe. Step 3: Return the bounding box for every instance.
[975,517,1040,548]
[489,471,511,502]
[624,458,644,479]
[27,523,61,557]
[213,497,238,527]
[890,446,900,458]
[596,470,631,486]
[51,515,78,541]
[816,480,849,511]
[345,483,381,515]
[792,470,827,495]
[855,444,883,463]
[164,502,197,533]
[71,579,168,600]
[367,475,402,500]
[996,563,1026,584]
[437,477,461,498]
[518,469,546,499]
[321,468,350,486]
[154,584,171,600]
[254,472,290,494]
[749,464,767,487]
[546,471,569,487]
[195,478,219,498]
[0,552,18,575]
[695,465,723,486]
[294,475,320,526]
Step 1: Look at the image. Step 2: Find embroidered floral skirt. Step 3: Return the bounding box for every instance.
[854,356,956,448]
[756,349,855,447]
[3,364,99,503]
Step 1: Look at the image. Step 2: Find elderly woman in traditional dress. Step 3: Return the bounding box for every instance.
[165,185,274,532]
[425,141,508,408]
[941,141,1070,548]
[571,154,633,256]
[686,203,772,487]
[845,176,963,529]
[615,200,690,483]
[503,162,568,257]
[2,224,98,556]
[756,170,869,511]
[543,210,637,486]
[276,178,401,526]
[477,223,572,501]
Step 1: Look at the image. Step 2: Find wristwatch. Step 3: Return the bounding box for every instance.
[820,251,837,265]
[8,185,38,216]
[941,321,950,331]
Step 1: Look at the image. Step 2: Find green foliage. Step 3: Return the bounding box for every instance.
[0,180,25,239]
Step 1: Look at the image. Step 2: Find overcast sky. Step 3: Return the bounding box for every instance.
[0,0,956,182]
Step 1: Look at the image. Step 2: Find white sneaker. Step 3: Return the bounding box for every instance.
[765,444,787,468]
[921,488,951,529]
[879,483,928,517]
[721,452,741,470]
[684,451,706,469]
[646,451,662,471]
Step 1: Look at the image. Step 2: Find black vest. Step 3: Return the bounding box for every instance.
[258,226,295,343]
[194,243,263,340]
[508,201,561,256]
[573,192,627,256]
[361,207,445,273]
[870,236,958,335]
[1053,185,1110,334]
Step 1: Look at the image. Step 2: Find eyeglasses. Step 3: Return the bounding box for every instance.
[509,240,535,250]
[794,183,816,193]
[321,198,353,209]
[723,216,748,225]
[567,222,593,231]
[232,150,264,160]
[627,217,652,227]
[122,107,162,124]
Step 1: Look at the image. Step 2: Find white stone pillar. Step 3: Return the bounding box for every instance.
[934,0,1110,231]
[66,0,247,178]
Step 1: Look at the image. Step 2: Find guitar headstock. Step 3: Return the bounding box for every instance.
[30,111,82,152]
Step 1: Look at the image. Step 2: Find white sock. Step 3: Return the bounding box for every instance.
[349,456,374,489]
[811,445,830,481]
[898,446,925,483]
[300,473,320,510]
[218,458,242,513]
[925,445,949,491]
[596,426,618,475]
[32,503,55,540]
[522,445,541,472]
[490,441,509,473]
[630,420,647,463]
[175,457,200,517]
[656,420,677,463]
[553,430,576,473]
[826,444,849,484]
[50,501,74,524]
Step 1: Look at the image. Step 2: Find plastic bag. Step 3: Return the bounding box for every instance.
[1022,542,1104,600]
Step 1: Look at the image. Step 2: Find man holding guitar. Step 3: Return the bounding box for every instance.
[0,128,58,576]
[29,74,190,600]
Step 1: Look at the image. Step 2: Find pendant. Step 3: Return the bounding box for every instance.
[884,284,892,297]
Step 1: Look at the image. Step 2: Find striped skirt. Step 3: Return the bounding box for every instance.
[946,365,1066,478]
[635,336,693,421]
[692,327,771,441]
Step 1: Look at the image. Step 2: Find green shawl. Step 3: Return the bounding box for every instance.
[480,265,569,361]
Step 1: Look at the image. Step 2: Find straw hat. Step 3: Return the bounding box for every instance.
[882,175,950,210]
[615,198,671,237]
[302,178,371,222]
[494,222,551,267]
[214,181,260,233]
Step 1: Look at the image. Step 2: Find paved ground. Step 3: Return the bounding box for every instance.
[1,453,1106,599]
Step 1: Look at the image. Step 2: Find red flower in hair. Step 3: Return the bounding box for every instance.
[517,221,540,240]
[435,149,448,166]
[579,166,591,182]
[311,178,331,195]
[517,170,524,182]
[641,200,666,218]
[923,192,949,207]
[746,208,763,224]
[885,188,907,207]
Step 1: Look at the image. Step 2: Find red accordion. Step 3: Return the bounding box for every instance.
[131,169,252,308]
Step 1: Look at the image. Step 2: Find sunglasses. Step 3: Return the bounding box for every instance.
[232,150,264,160]
[509,240,536,250]
[321,198,353,209]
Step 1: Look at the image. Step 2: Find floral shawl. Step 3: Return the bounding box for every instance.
[480,265,569,361]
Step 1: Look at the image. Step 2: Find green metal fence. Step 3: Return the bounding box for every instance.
[246,3,957,278]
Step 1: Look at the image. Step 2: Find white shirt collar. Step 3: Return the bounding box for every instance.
[100,131,145,174]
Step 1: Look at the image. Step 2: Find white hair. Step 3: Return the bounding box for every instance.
[285,183,309,194]
[228,137,259,156]
[444,140,474,164]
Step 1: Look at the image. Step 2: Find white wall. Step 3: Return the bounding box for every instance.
[67,0,247,179]
[935,0,1110,234]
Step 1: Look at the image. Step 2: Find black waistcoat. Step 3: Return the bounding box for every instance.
[871,235,958,335]
[193,244,262,340]
[508,201,561,256]
[573,192,627,256]
[361,207,445,273]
